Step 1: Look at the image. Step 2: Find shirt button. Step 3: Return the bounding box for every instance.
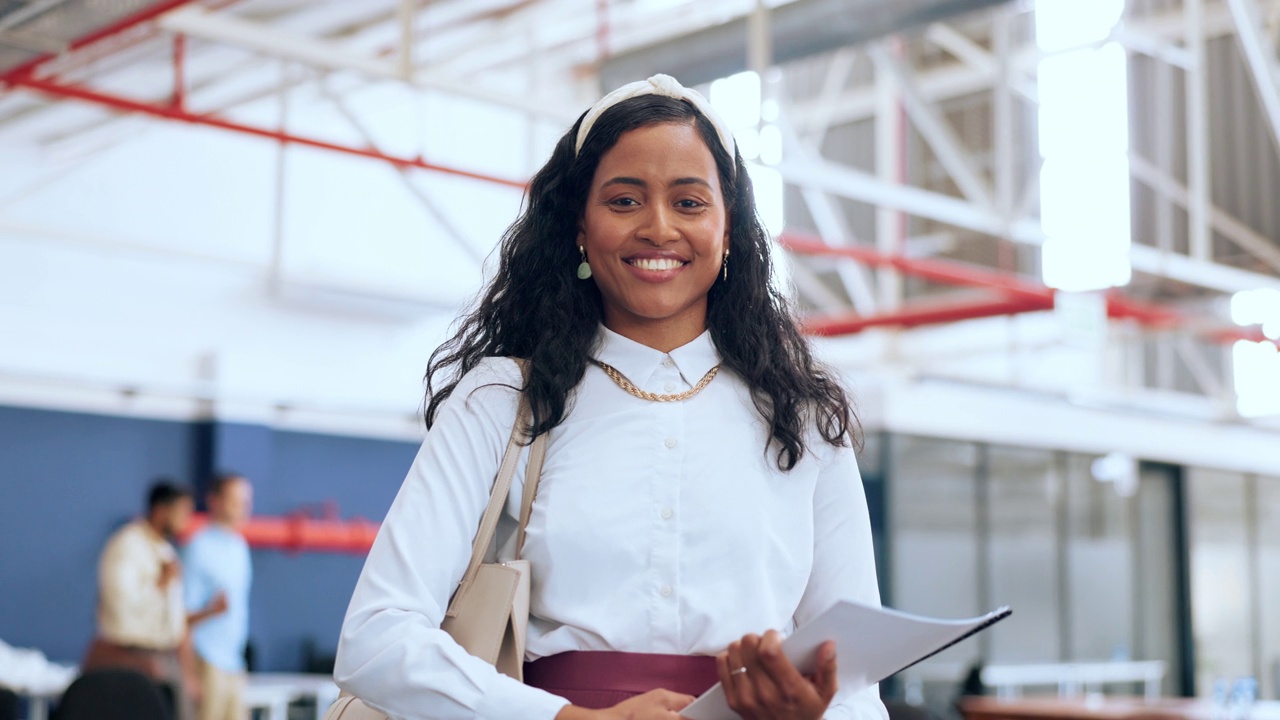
[660,585,673,597]
[660,507,673,520]
[664,382,676,392]
[664,437,677,449]
[663,357,675,368]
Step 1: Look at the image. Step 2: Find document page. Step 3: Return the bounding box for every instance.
[681,601,1012,720]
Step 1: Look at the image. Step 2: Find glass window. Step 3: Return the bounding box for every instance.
[1134,464,1180,694]
[987,445,1062,664]
[1064,452,1135,661]
[888,436,981,710]
[889,436,981,645]
[1256,477,1280,700]
[1187,468,1253,693]
[884,435,1182,704]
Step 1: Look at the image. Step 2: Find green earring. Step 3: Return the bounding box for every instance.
[577,245,593,280]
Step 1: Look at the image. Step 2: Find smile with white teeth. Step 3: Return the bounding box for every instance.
[628,258,686,271]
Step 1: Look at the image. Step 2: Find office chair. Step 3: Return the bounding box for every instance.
[0,688,17,720]
[52,669,170,720]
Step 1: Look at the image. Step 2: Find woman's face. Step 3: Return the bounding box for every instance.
[578,122,729,344]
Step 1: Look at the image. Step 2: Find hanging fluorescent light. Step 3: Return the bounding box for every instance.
[1231,288,1280,417]
[1036,0,1132,292]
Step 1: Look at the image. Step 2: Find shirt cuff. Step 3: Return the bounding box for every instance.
[474,673,571,720]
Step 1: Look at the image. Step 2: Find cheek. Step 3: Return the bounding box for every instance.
[581,223,630,264]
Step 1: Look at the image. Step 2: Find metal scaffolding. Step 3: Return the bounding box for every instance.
[0,0,1277,423]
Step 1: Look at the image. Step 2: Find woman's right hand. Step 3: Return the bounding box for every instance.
[554,689,696,720]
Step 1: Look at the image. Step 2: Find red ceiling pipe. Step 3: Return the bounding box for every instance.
[0,0,204,85]
[178,513,378,554]
[1208,326,1273,345]
[803,293,1053,336]
[779,231,1054,304]
[1104,290,1184,328]
[8,75,530,190]
[780,232,1272,343]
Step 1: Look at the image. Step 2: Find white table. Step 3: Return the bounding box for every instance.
[243,673,340,720]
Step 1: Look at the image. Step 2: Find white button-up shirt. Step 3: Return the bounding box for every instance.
[336,329,886,720]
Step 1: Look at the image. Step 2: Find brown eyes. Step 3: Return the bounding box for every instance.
[605,198,706,210]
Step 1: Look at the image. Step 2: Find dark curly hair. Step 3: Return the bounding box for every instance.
[425,93,857,470]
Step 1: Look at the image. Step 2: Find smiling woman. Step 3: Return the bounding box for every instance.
[333,75,885,720]
[579,123,729,350]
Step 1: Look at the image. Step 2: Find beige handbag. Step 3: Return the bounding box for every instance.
[324,392,548,720]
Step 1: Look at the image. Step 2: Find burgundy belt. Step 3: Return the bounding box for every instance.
[524,651,719,710]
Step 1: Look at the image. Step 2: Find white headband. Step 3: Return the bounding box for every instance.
[574,74,737,168]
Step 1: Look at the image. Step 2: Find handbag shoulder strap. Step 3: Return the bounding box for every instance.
[516,429,547,558]
[445,360,546,617]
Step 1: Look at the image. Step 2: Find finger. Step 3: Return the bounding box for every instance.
[738,634,771,702]
[658,690,696,710]
[751,630,799,708]
[738,634,761,672]
[813,640,840,703]
[724,640,757,716]
[715,651,733,690]
[741,633,789,710]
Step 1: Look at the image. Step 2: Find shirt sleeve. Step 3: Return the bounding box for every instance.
[794,445,890,720]
[334,359,571,720]
[182,538,210,613]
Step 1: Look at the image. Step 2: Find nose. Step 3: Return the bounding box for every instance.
[636,204,681,245]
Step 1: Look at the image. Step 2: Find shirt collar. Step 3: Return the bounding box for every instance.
[594,326,721,387]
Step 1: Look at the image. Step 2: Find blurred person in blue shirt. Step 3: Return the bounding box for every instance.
[183,474,253,720]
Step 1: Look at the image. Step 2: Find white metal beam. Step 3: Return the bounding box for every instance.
[801,47,858,153]
[789,5,1236,132]
[420,0,732,79]
[0,29,64,54]
[787,257,856,312]
[0,0,75,33]
[776,114,879,313]
[397,0,415,81]
[869,43,996,209]
[1153,53,1176,254]
[776,154,1280,294]
[791,61,1006,133]
[775,155,1045,244]
[1111,27,1193,69]
[1130,154,1280,273]
[924,22,1038,102]
[1175,336,1227,399]
[157,5,576,123]
[1186,0,1214,261]
[1128,244,1280,293]
[1225,0,1280,156]
[993,6,1018,270]
[874,38,905,310]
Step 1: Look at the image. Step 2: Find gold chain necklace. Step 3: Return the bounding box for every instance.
[594,360,720,402]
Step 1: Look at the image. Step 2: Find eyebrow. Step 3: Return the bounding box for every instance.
[600,176,713,189]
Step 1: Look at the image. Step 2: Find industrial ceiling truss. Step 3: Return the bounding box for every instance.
[0,0,1278,422]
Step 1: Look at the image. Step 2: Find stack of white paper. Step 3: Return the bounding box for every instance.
[681,601,1011,720]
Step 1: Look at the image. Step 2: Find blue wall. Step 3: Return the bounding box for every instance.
[0,404,417,671]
